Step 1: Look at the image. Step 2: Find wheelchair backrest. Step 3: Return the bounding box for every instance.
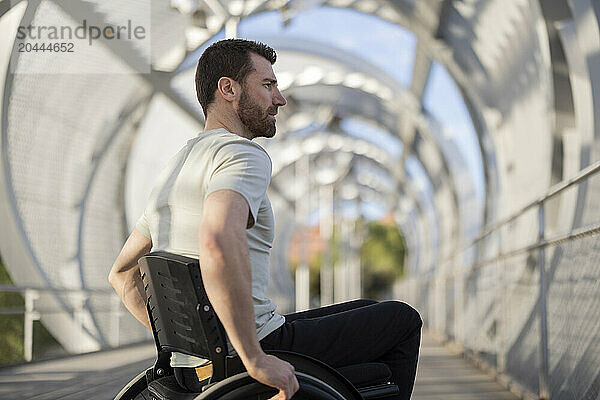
[138,251,228,374]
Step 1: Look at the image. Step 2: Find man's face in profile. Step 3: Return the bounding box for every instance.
[236,53,286,139]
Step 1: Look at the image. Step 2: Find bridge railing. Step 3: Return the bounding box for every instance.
[398,160,600,400]
[0,285,120,362]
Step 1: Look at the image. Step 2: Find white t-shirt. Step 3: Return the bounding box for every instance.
[136,128,285,367]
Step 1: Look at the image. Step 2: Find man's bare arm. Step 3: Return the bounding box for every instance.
[198,190,298,400]
[108,228,153,330]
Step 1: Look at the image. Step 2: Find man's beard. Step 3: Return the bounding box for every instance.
[237,89,277,139]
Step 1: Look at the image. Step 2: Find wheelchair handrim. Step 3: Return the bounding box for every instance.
[196,371,347,400]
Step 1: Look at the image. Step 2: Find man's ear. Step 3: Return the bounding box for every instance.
[217,77,237,102]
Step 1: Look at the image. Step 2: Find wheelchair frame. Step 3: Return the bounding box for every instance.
[114,251,399,400]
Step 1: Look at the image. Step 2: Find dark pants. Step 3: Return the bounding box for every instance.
[260,299,422,400]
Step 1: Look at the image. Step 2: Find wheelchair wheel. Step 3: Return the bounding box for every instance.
[114,368,151,400]
[198,371,348,400]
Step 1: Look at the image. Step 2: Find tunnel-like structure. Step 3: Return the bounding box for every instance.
[1,1,600,398]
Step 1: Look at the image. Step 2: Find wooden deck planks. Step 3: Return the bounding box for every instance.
[412,334,518,400]
[0,333,518,399]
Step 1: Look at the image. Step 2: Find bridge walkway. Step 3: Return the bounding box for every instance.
[0,332,518,399]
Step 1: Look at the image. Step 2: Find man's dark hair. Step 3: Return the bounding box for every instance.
[195,39,277,117]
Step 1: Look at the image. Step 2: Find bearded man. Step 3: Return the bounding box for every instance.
[109,39,421,400]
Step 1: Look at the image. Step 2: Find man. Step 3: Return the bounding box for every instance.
[109,39,421,400]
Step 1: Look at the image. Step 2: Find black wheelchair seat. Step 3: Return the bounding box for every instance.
[114,251,399,400]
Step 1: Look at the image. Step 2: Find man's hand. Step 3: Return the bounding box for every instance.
[247,353,299,400]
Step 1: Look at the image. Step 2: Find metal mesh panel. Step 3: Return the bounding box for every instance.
[504,206,538,253]
[501,251,540,395]
[547,232,600,399]
[170,68,206,117]
[148,0,190,70]
[11,0,144,74]
[444,273,454,340]
[544,184,579,239]
[91,0,152,62]
[82,112,151,346]
[7,73,145,282]
[578,173,600,230]
[5,0,152,348]
[399,166,600,399]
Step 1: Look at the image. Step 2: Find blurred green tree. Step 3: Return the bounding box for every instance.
[0,255,64,365]
[289,220,406,303]
[360,221,406,299]
[0,256,25,364]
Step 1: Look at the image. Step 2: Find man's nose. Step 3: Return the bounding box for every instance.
[274,88,286,106]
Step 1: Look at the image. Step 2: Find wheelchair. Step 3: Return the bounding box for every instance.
[114,251,399,400]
